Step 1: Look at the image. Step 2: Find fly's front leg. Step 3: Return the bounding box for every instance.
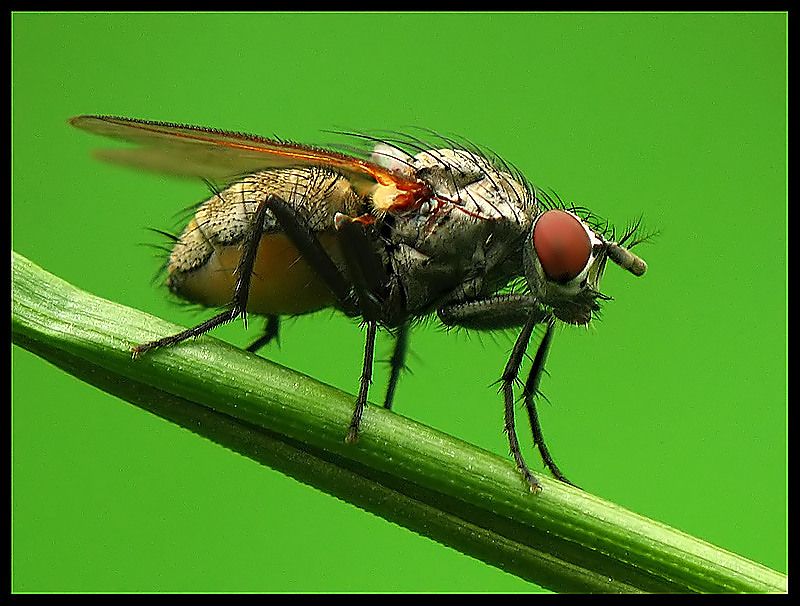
[500,316,542,491]
[439,294,570,490]
[132,197,272,357]
[522,319,578,488]
[437,293,546,330]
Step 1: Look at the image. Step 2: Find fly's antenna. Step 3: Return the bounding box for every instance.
[607,215,654,276]
[606,242,647,276]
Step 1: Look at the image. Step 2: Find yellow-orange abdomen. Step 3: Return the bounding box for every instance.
[168,231,340,315]
[164,167,361,315]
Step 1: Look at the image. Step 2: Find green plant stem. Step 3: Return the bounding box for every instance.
[11,251,787,594]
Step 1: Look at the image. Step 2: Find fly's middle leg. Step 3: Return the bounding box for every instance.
[384,322,410,410]
[265,199,401,443]
[347,319,377,444]
[263,195,358,315]
[334,217,403,439]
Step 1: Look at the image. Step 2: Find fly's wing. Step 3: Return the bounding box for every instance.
[68,115,424,201]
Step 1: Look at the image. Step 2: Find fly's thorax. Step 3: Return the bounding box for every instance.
[371,144,535,215]
[381,154,535,315]
[370,142,538,311]
[165,167,360,313]
[370,145,540,316]
[413,149,502,200]
[380,145,536,247]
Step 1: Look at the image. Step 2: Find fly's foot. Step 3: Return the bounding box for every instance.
[345,425,360,444]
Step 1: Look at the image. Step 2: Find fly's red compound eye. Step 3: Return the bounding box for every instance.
[532,209,592,283]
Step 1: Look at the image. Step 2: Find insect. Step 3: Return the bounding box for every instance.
[69,115,648,491]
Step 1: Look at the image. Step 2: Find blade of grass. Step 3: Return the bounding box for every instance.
[11,251,787,593]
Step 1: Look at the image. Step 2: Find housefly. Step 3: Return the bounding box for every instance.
[69,115,648,491]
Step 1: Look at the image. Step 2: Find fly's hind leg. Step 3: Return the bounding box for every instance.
[264,196,357,314]
[132,196,273,357]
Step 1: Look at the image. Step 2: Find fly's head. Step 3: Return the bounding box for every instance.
[523,205,648,325]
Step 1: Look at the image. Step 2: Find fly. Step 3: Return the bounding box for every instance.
[69,115,648,491]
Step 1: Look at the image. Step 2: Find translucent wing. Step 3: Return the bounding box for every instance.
[68,115,424,200]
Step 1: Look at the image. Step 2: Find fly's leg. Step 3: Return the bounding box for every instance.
[132,197,272,357]
[522,319,578,488]
[334,215,396,323]
[265,204,400,443]
[439,295,572,490]
[334,217,404,439]
[335,216,410,410]
[260,199,378,442]
[383,322,410,410]
[438,294,545,330]
[245,315,280,353]
[500,316,542,491]
[264,196,358,315]
[347,320,377,443]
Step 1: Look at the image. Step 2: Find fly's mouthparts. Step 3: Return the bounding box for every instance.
[607,243,647,277]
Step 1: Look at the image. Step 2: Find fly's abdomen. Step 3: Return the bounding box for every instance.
[166,168,360,315]
[169,231,342,314]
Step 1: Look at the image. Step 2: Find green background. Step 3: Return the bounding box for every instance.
[12,12,786,592]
